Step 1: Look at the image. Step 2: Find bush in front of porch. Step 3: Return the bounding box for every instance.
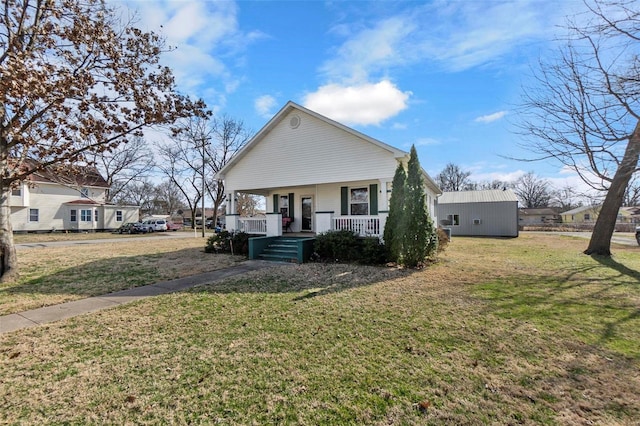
[313,230,387,265]
[205,231,251,255]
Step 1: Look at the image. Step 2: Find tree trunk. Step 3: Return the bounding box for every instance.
[0,185,18,282]
[585,121,640,256]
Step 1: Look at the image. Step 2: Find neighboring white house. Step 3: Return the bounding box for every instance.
[215,101,441,238]
[10,165,139,232]
[436,189,519,237]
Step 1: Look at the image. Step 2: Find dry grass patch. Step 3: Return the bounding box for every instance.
[0,233,639,425]
[1,236,240,314]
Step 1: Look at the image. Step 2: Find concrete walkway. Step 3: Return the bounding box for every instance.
[0,260,278,335]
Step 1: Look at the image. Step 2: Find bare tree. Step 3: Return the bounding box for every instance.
[161,114,251,236]
[156,140,204,231]
[112,179,156,217]
[206,115,252,224]
[435,163,473,191]
[549,185,584,211]
[518,0,640,255]
[88,136,155,203]
[153,180,186,216]
[513,172,552,208]
[0,0,204,280]
[235,192,262,217]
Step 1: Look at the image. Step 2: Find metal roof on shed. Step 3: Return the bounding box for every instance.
[438,189,518,204]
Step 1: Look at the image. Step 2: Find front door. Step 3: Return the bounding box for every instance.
[301,196,313,232]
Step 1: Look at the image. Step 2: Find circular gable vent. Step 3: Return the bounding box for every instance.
[289,115,301,129]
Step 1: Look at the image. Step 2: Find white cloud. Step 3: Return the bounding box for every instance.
[122,0,263,109]
[321,16,416,83]
[303,80,411,126]
[475,111,507,124]
[254,95,278,118]
[414,137,440,147]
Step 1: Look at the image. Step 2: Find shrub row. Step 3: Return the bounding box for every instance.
[205,230,251,255]
[312,230,387,265]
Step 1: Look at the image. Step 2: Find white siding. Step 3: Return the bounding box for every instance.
[261,181,439,233]
[10,182,114,232]
[224,110,398,191]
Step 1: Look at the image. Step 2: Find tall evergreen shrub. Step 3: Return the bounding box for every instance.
[400,145,437,267]
[383,163,406,262]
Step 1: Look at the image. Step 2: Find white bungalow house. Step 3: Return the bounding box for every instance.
[10,165,139,233]
[215,101,441,251]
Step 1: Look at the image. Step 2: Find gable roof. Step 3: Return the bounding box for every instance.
[519,208,560,216]
[438,189,518,204]
[561,205,601,215]
[20,160,109,188]
[217,101,441,194]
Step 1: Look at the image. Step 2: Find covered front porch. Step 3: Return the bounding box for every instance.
[224,181,391,239]
[226,211,388,238]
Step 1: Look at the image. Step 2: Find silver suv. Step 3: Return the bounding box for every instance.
[141,219,168,232]
[635,226,640,246]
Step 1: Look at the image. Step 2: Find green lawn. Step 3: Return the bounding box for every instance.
[1,233,638,425]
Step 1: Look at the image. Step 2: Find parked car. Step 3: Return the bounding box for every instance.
[166,221,183,231]
[636,226,640,246]
[141,219,168,232]
[117,222,147,234]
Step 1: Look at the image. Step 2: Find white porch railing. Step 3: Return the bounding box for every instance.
[238,217,267,234]
[332,215,381,237]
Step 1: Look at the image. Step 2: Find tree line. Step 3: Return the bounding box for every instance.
[435,162,640,210]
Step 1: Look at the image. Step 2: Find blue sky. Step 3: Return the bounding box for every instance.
[124,0,594,191]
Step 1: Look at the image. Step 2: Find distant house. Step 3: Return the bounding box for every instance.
[10,164,139,232]
[519,208,561,225]
[436,189,519,237]
[560,205,601,224]
[618,206,640,224]
[215,101,441,238]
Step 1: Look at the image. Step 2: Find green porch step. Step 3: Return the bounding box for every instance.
[256,237,311,263]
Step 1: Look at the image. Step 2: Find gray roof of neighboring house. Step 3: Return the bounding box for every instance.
[561,205,601,215]
[519,208,560,215]
[438,189,518,204]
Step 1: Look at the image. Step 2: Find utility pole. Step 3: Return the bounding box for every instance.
[201,137,208,238]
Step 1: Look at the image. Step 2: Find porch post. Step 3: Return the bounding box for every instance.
[227,214,240,232]
[315,211,334,234]
[266,213,282,237]
[226,192,236,215]
[378,211,389,242]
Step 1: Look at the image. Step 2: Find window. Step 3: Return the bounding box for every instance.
[29,209,39,222]
[94,210,98,222]
[448,214,460,226]
[279,195,289,217]
[81,209,92,222]
[584,213,591,221]
[11,188,21,196]
[116,211,123,222]
[80,188,89,198]
[350,187,368,215]
[70,209,77,222]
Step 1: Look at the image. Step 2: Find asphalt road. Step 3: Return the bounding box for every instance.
[537,231,639,247]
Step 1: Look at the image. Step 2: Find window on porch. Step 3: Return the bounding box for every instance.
[350,187,369,215]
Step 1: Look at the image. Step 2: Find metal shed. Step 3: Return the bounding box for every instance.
[436,189,519,237]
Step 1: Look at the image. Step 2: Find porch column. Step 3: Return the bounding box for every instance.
[226,191,236,215]
[378,211,389,242]
[227,214,240,232]
[266,213,282,237]
[315,211,334,234]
